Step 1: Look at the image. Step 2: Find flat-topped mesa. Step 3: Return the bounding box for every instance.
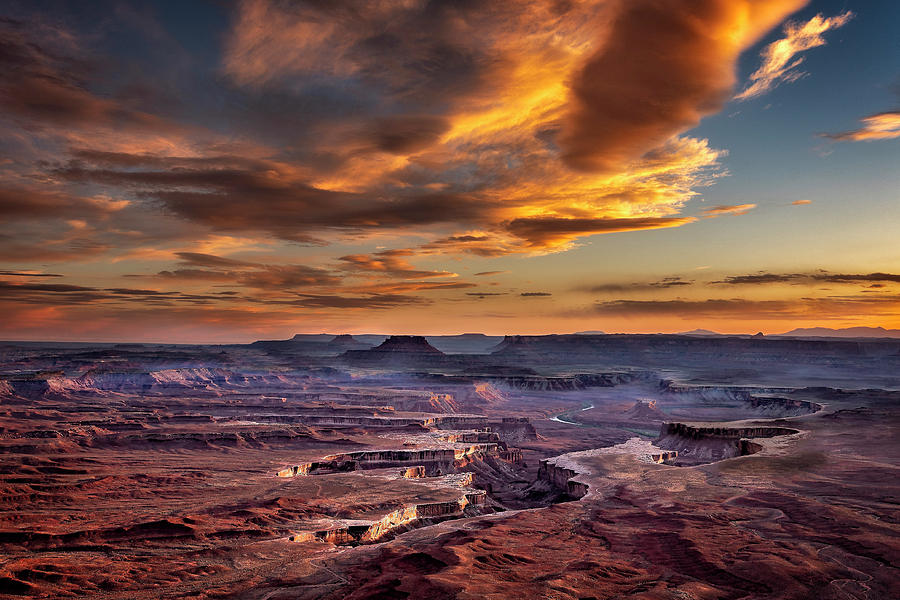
[659,382,796,398]
[372,335,444,354]
[492,372,637,391]
[660,423,800,440]
[744,396,823,415]
[327,334,372,351]
[655,422,800,466]
[340,335,447,365]
[658,382,823,416]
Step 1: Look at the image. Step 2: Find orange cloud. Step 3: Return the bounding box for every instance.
[792,199,813,205]
[212,1,803,256]
[823,111,900,142]
[735,12,853,101]
[700,204,757,218]
[338,249,457,279]
[560,0,808,172]
[504,216,696,249]
[3,1,845,341]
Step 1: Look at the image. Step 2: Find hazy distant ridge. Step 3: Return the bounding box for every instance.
[775,326,900,339]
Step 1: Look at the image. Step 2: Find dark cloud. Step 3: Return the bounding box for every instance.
[815,272,900,284]
[421,235,510,257]
[288,293,428,309]
[0,185,126,221]
[559,0,803,171]
[655,277,692,287]
[56,154,492,242]
[0,18,184,132]
[0,236,113,262]
[0,280,231,306]
[338,249,456,279]
[154,253,339,290]
[366,115,450,154]
[712,273,801,285]
[0,270,62,277]
[237,265,340,290]
[505,216,695,247]
[353,281,476,293]
[578,277,694,293]
[156,269,237,282]
[474,271,507,277]
[174,252,257,268]
[225,0,508,107]
[521,292,551,297]
[712,272,900,285]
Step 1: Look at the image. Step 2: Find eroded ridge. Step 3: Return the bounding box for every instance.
[277,444,508,478]
[535,412,807,502]
[537,438,679,500]
[271,415,535,546]
[658,381,824,419]
[3,334,898,600]
[289,474,488,546]
[275,418,530,478]
[655,422,802,466]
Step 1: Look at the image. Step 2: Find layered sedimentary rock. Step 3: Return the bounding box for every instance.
[538,438,679,500]
[24,368,302,396]
[433,416,537,441]
[294,489,488,546]
[3,335,899,600]
[492,372,638,391]
[326,335,372,351]
[655,422,800,465]
[400,466,426,478]
[342,336,447,366]
[277,443,518,478]
[537,460,589,499]
[623,399,668,421]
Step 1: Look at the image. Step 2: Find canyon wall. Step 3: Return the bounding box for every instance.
[655,423,800,465]
[537,460,589,499]
[299,490,488,546]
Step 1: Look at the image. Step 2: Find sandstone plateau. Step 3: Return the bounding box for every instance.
[0,334,898,599]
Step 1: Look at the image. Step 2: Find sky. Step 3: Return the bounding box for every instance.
[0,0,898,342]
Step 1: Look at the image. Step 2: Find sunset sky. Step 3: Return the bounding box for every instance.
[1,0,898,342]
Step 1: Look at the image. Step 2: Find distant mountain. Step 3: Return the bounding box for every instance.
[677,329,723,337]
[282,333,501,354]
[574,330,606,335]
[326,335,372,351]
[776,326,900,339]
[371,336,443,354]
[290,333,333,342]
[289,333,387,345]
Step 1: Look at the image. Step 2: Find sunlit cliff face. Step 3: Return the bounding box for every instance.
[0,0,897,341]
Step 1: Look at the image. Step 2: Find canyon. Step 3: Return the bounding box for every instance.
[0,334,898,598]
